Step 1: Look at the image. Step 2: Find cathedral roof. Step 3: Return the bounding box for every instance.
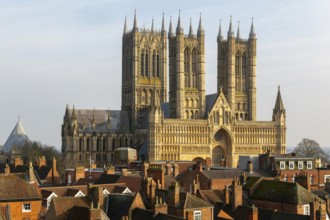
[2,120,31,154]
[68,109,130,133]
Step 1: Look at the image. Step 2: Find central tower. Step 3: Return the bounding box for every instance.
[168,14,206,119]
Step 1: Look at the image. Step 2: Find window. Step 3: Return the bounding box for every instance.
[194,210,202,220]
[310,175,313,185]
[303,204,310,215]
[325,175,330,184]
[292,175,295,183]
[298,161,303,169]
[289,161,294,170]
[22,203,31,212]
[280,161,285,170]
[307,161,312,169]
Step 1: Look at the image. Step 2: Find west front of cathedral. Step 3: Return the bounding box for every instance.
[62,13,286,168]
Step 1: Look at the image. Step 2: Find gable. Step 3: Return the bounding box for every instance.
[207,92,233,125]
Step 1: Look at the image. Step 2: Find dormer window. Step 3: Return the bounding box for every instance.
[280,161,285,170]
[289,161,294,170]
[307,161,312,169]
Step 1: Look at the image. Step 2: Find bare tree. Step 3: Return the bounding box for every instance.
[293,138,329,162]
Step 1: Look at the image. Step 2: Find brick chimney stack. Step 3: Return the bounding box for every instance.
[247,161,253,174]
[231,176,242,212]
[248,205,258,220]
[38,156,46,167]
[4,164,10,174]
[75,166,85,183]
[169,181,180,207]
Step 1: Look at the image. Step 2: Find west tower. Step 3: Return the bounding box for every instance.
[122,12,168,130]
[168,14,206,119]
[217,18,257,121]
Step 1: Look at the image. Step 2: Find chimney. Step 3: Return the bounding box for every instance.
[169,181,180,207]
[153,195,168,215]
[27,162,35,183]
[173,162,179,177]
[147,164,165,189]
[165,162,172,175]
[246,161,253,174]
[231,176,242,212]
[196,162,203,172]
[38,156,46,167]
[316,203,327,220]
[192,174,200,195]
[223,185,230,205]
[4,164,10,174]
[296,172,311,191]
[105,166,115,174]
[248,205,258,220]
[121,168,128,176]
[14,157,23,167]
[240,172,247,185]
[142,162,149,177]
[51,157,57,184]
[75,166,85,183]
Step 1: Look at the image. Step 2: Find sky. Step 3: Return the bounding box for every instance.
[0,0,329,150]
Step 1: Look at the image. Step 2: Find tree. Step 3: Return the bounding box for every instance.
[293,138,329,162]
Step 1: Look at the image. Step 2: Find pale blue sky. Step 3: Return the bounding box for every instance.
[0,0,329,149]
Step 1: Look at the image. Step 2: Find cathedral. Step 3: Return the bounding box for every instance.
[62,13,286,168]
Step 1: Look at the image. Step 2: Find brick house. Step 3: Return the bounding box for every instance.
[0,173,42,220]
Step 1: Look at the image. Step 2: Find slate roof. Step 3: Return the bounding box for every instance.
[131,208,154,220]
[202,169,259,179]
[250,179,320,205]
[106,193,136,220]
[94,173,121,184]
[36,166,51,180]
[117,175,142,192]
[3,120,30,153]
[153,213,185,220]
[68,109,131,133]
[196,189,224,205]
[47,197,89,219]
[0,173,41,201]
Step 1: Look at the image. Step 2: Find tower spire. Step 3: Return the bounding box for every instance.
[188,18,194,37]
[236,21,240,39]
[133,9,138,31]
[176,10,183,34]
[168,16,174,37]
[249,17,256,39]
[197,13,204,35]
[274,86,285,113]
[161,12,166,34]
[151,17,154,32]
[217,19,223,41]
[228,16,234,38]
[123,16,127,35]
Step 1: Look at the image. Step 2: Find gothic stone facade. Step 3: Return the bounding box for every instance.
[62,13,286,168]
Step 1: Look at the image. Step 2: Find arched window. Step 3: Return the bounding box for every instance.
[190,110,194,119]
[86,138,90,151]
[112,138,115,150]
[214,112,219,124]
[152,51,156,77]
[242,52,247,76]
[156,54,160,77]
[184,48,189,73]
[103,138,106,151]
[79,138,83,151]
[97,138,100,151]
[195,111,198,119]
[145,50,149,77]
[235,52,240,76]
[141,50,145,76]
[192,49,197,73]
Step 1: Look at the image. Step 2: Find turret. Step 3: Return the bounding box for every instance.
[197,13,204,36]
[176,11,183,34]
[133,10,138,32]
[249,17,256,39]
[236,21,240,40]
[188,18,194,37]
[151,17,154,32]
[161,13,166,36]
[272,86,286,124]
[227,16,235,38]
[217,19,223,42]
[123,16,127,35]
[168,16,174,38]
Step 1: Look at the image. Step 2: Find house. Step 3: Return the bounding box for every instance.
[34,156,61,185]
[0,173,42,220]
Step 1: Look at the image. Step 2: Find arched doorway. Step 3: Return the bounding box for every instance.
[212,128,233,167]
[193,157,205,165]
[212,147,224,166]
